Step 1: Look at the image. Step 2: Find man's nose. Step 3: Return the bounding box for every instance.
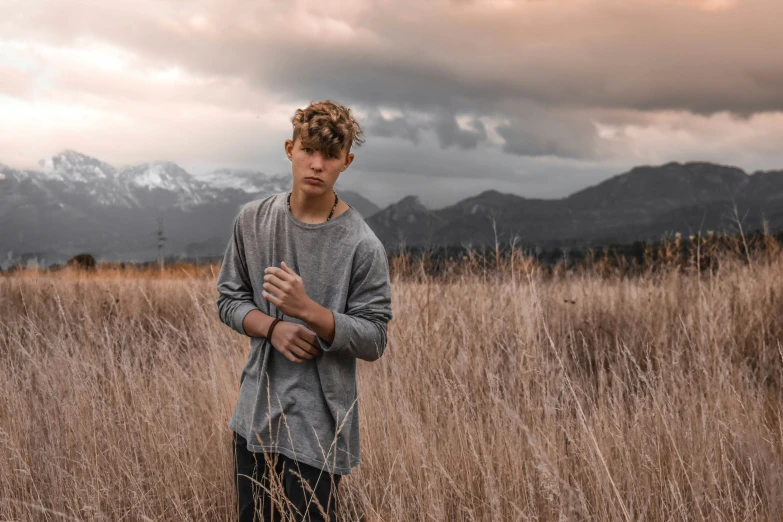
[310,153,324,170]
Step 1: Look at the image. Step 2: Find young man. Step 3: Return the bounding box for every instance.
[216,100,393,521]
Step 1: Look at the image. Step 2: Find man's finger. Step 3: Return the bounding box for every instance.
[289,343,315,360]
[281,261,298,277]
[294,338,320,357]
[283,348,305,363]
[263,274,288,290]
[301,331,320,350]
[262,289,280,305]
[263,280,286,297]
[265,266,294,282]
[292,337,318,357]
[296,327,321,349]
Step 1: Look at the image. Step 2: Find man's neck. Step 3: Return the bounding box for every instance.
[289,185,339,224]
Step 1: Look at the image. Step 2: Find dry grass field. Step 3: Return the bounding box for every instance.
[1,239,782,521]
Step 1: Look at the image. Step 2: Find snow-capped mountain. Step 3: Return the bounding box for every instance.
[118,161,219,208]
[3,150,211,209]
[2,150,290,210]
[3,150,374,209]
[193,168,292,194]
[38,149,116,183]
[0,150,381,268]
[120,161,203,192]
[34,150,140,208]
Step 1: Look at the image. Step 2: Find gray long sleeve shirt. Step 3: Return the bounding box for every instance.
[216,191,393,475]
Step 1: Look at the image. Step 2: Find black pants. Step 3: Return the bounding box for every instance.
[233,431,342,521]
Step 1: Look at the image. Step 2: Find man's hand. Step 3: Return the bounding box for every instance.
[262,261,314,320]
[268,321,322,363]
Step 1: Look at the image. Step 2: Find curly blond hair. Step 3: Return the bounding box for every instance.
[291,100,365,158]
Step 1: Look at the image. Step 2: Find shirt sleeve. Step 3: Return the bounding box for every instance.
[216,207,261,337]
[317,238,393,361]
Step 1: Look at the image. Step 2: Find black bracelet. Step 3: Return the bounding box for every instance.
[266,317,282,340]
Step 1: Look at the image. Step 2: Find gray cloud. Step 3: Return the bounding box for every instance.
[366,107,491,152]
[433,109,487,150]
[3,0,783,208]
[365,108,426,145]
[495,113,603,160]
[338,132,628,209]
[497,123,589,159]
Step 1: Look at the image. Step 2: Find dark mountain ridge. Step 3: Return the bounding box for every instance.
[367,161,783,250]
[3,152,783,268]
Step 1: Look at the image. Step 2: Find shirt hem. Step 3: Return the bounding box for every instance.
[246,441,356,476]
[229,421,356,475]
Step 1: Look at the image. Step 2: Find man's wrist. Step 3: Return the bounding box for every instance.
[299,297,321,324]
[298,298,336,346]
[242,309,276,338]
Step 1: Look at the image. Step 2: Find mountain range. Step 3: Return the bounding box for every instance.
[367,162,783,249]
[0,150,378,268]
[2,151,782,268]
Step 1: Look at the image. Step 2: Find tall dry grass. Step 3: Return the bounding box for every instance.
[1,240,782,521]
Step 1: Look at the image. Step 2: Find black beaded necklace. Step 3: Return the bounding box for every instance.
[287,189,339,222]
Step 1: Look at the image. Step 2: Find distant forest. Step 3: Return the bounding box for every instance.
[384,228,783,279]
[6,227,781,280]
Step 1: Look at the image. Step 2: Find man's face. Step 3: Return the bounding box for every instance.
[285,137,354,194]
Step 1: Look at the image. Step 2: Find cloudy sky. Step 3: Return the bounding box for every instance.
[2,0,782,208]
